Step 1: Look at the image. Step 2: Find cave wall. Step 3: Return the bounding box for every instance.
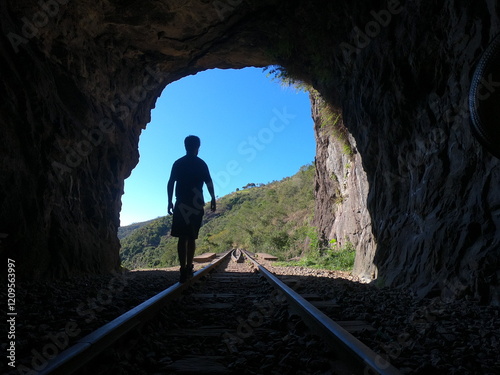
[351,1,500,303]
[1,0,500,303]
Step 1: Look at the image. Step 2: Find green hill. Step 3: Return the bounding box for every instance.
[118,218,157,240]
[119,164,318,269]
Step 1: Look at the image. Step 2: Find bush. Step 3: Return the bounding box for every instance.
[277,240,356,271]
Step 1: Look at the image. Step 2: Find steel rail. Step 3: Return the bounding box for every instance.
[39,251,232,375]
[243,250,401,375]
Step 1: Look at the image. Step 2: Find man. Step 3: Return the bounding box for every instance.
[167,135,216,282]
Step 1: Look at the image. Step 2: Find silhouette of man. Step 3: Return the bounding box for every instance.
[167,135,216,282]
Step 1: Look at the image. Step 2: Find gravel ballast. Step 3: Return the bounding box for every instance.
[2,261,499,374]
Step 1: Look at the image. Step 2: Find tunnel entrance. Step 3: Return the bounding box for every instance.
[120,67,316,227]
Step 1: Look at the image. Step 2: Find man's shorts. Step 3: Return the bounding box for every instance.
[171,202,204,239]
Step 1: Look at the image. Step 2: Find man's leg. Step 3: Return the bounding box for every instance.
[186,238,196,268]
[178,236,187,269]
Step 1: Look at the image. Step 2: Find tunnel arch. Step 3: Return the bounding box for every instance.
[2,0,500,303]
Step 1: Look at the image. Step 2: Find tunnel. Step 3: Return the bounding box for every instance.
[1,0,499,304]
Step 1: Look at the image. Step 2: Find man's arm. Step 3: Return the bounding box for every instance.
[167,169,176,215]
[206,178,216,212]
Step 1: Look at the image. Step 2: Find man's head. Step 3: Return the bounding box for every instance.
[184,135,200,155]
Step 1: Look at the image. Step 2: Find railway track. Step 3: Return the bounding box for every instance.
[40,250,401,375]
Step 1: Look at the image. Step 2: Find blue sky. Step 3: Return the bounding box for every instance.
[119,67,316,226]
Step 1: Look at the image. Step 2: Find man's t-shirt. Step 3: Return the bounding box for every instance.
[169,155,212,208]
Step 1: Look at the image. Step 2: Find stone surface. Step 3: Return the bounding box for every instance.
[331,1,500,304]
[1,0,500,304]
[311,93,375,282]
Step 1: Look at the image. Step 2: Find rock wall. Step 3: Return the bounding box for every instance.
[324,0,500,303]
[311,93,376,282]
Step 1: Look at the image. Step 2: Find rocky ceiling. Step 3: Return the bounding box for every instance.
[1,0,499,304]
